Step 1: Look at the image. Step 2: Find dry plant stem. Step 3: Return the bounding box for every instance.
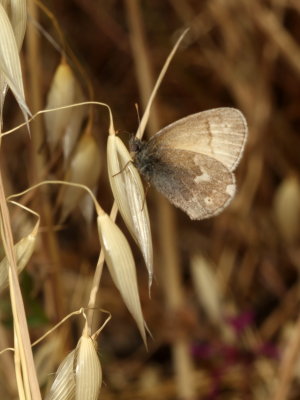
[26,0,66,324]
[40,206,67,322]
[84,253,105,336]
[158,198,196,400]
[37,0,96,106]
[74,0,128,52]
[35,1,65,51]
[252,2,300,76]
[272,312,300,400]
[169,0,194,22]
[134,28,189,140]
[85,202,118,336]
[7,180,104,339]
[125,0,160,134]
[0,102,115,139]
[26,0,44,178]
[0,170,42,400]
[14,333,26,400]
[31,309,84,347]
[0,324,18,397]
[234,152,264,218]
[125,1,196,398]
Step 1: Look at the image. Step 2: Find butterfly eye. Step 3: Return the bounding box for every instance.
[129,137,142,153]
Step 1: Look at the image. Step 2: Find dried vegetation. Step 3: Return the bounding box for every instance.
[0,0,300,399]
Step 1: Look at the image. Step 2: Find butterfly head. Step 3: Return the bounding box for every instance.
[129,136,145,154]
[129,137,158,179]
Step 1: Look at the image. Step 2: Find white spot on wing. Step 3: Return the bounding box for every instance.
[204,197,213,205]
[226,184,236,196]
[194,172,211,184]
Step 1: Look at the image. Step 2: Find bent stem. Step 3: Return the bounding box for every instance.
[0,169,42,400]
[84,202,118,336]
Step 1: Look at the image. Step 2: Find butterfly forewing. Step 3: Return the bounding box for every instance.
[147,147,236,220]
[149,108,247,172]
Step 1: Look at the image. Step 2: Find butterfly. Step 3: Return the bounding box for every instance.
[129,107,247,220]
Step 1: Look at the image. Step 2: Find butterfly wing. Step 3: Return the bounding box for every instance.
[147,147,236,220]
[148,108,247,172]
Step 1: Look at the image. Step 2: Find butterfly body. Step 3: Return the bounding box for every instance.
[130,108,247,220]
[129,137,161,179]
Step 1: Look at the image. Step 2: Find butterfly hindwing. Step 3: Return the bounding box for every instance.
[146,147,236,220]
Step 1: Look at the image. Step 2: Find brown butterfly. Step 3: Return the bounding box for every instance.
[130,107,247,220]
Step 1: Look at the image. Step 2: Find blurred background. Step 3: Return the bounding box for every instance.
[1,0,300,399]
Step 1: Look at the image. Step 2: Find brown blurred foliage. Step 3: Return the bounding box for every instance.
[1,0,300,399]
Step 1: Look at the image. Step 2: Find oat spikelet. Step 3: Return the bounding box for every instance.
[97,212,147,345]
[107,134,153,287]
